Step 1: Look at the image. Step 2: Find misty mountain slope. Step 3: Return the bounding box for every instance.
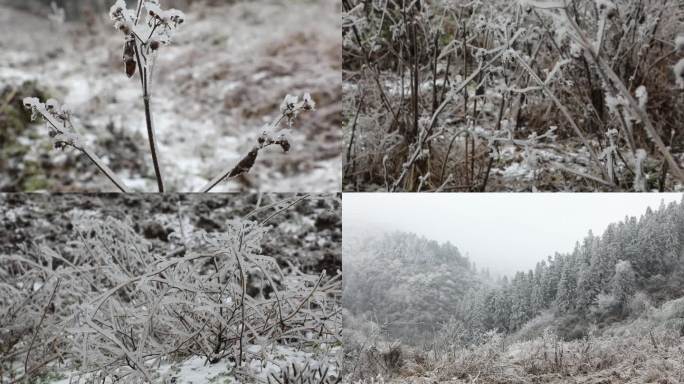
[344,231,489,344]
[343,197,684,383]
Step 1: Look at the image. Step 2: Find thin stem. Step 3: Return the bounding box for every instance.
[24,279,60,375]
[35,106,132,192]
[81,148,133,193]
[134,0,144,24]
[134,43,165,192]
[143,95,164,192]
[236,241,246,366]
[200,113,291,193]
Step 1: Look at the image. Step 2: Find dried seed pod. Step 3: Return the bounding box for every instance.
[125,59,137,78]
[229,148,259,177]
[123,38,135,59]
[45,99,60,111]
[123,38,137,78]
[278,138,291,153]
[149,40,160,51]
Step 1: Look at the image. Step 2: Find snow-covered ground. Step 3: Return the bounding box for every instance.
[50,345,341,384]
[0,0,341,192]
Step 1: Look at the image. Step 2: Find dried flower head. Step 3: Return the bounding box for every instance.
[635,85,648,109]
[109,0,126,20]
[146,3,185,28]
[675,59,684,89]
[596,0,617,19]
[302,93,316,111]
[279,93,316,123]
[280,94,299,117]
[22,97,40,110]
[676,34,684,54]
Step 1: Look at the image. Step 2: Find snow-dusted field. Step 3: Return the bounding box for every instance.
[0,0,341,192]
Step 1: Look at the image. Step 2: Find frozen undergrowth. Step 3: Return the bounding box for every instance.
[342,0,684,192]
[0,0,341,192]
[0,195,342,383]
[345,301,684,384]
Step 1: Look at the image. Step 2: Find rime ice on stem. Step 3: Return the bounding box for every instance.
[22,97,132,192]
[110,0,187,192]
[199,93,316,193]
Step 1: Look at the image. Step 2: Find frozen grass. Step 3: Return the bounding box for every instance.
[344,298,684,384]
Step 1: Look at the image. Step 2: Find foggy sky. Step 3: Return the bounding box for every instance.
[343,193,683,277]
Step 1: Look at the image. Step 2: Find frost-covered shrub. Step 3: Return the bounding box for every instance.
[1,213,340,382]
[628,292,653,317]
[592,293,622,322]
[268,361,342,384]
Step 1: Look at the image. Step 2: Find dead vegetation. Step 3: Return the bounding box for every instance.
[343,0,684,192]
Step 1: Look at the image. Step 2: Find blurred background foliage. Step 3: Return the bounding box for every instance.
[1,0,231,21]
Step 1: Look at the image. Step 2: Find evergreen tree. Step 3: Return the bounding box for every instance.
[611,260,636,310]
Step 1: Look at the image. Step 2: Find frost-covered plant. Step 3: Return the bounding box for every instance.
[23,0,316,193]
[268,361,341,384]
[343,0,684,192]
[676,34,684,54]
[0,207,340,382]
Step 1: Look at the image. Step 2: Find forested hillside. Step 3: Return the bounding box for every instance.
[343,197,684,383]
[344,232,488,343]
[475,198,684,339]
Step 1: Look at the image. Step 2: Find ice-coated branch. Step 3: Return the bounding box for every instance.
[22,98,132,193]
[199,93,316,193]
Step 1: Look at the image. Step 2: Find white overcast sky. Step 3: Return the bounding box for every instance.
[343,193,683,277]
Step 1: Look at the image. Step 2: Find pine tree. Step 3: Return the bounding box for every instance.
[556,256,578,313]
[611,260,636,310]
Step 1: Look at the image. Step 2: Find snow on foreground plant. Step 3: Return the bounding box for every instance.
[22,0,316,193]
[0,215,341,383]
